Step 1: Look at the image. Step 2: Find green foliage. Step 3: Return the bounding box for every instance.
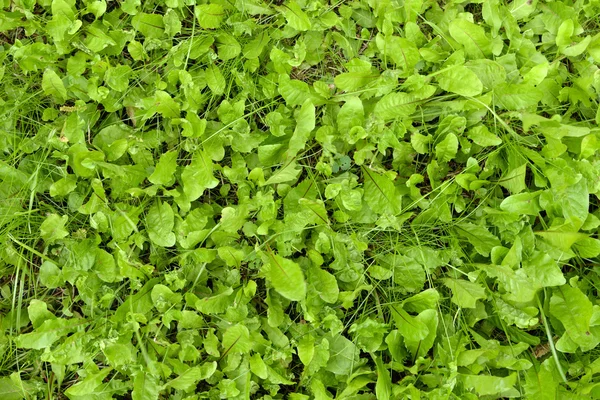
[2,0,600,398]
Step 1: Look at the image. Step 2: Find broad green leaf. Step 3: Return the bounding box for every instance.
[131,13,164,39]
[461,373,518,397]
[151,284,181,312]
[40,214,69,243]
[181,150,219,201]
[15,318,76,349]
[389,305,429,342]
[192,287,234,314]
[437,66,483,97]
[148,150,178,186]
[324,333,360,375]
[388,254,425,294]
[205,65,226,95]
[250,354,268,379]
[166,363,216,391]
[550,285,598,351]
[64,368,112,397]
[132,372,160,400]
[468,125,502,146]
[376,34,421,72]
[264,254,306,301]
[297,335,315,366]
[494,83,543,110]
[216,33,241,60]
[195,4,224,29]
[264,160,302,185]
[153,90,180,118]
[500,191,542,215]
[374,92,418,120]
[222,324,251,354]
[374,355,391,400]
[39,261,63,288]
[49,174,78,197]
[499,163,527,194]
[281,1,311,31]
[449,19,493,58]
[455,223,501,257]
[146,200,176,247]
[288,99,315,157]
[0,377,27,400]
[442,278,486,308]
[311,266,339,303]
[362,167,402,215]
[104,64,131,92]
[435,133,458,162]
[535,231,588,252]
[337,96,364,134]
[404,309,438,359]
[522,251,566,289]
[42,69,67,103]
[524,359,558,400]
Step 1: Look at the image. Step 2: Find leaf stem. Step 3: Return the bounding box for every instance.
[536,293,567,383]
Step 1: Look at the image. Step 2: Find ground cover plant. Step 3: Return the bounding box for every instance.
[1,0,600,398]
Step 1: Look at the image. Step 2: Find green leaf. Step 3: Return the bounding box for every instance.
[467,125,502,146]
[550,285,598,351]
[455,223,501,257]
[437,66,483,97]
[435,132,458,162]
[181,151,219,201]
[404,309,438,359]
[146,200,176,247]
[281,1,311,31]
[264,254,306,301]
[374,355,391,400]
[376,35,421,72]
[148,150,178,186]
[151,284,181,312]
[311,266,339,303]
[263,160,302,185]
[442,278,486,308]
[166,363,216,391]
[153,90,180,118]
[288,99,315,157]
[494,83,543,110]
[522,251,566,289]
[132,372,160,400]
[524,359,558,400]
[15,318,76,349]
[500,191,542,215]
[222,324,251,354]
[195,4,224,29]
[362,167,402,215]
[205,65,226,95]
[64,368,112,397]
[389,305,429,342]
[461,373,518,397]
[337,96,364,134]
[49,174,78,197]
[373,92,419,121]
[104,64,131,92]
[42,69,67,103]
[132,13,164,39]
[449,19,493,58]
[388,254,425,294]
[0,377,27,400]
[297,335,315,366]
[216,33,241,60]
[40,214,69,243]
[39,261,63,288]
